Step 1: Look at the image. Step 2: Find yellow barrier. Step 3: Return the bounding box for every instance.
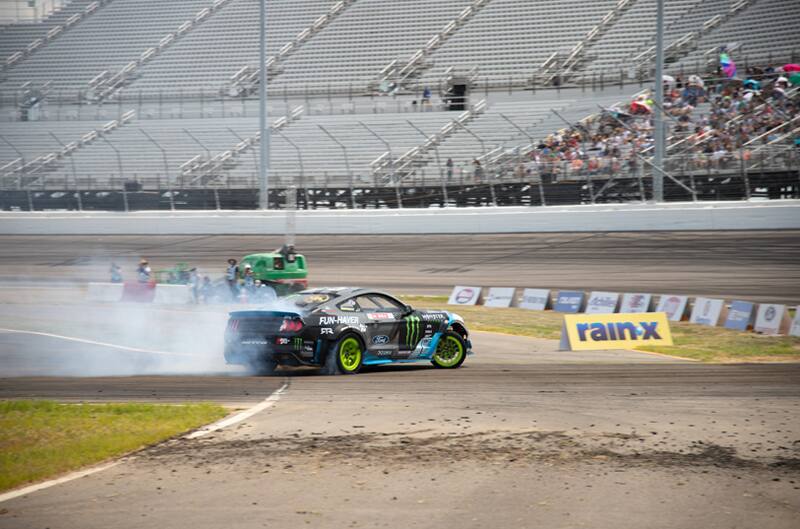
[559,312,673,351]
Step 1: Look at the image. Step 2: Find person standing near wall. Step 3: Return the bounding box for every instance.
[226,258,239,300]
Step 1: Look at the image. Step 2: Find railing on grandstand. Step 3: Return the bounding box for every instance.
[1,146,797,212]
[1,49,798,122]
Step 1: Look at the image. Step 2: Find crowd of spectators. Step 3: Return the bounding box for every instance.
[496,64,800,183]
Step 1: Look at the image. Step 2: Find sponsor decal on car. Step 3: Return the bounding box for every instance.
[404,315,421,348]
[320,328,334,335]
[241,339,269,345]
[422,312,447,321]
[409,336,432,358]
[320,315,359,325]
[372,335,390,345]
[366,312,394,321]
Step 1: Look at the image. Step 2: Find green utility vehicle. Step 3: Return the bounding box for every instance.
[239,245,308,295]
[154,262,192,284]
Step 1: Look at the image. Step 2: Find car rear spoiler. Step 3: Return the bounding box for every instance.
[228,310,303,319]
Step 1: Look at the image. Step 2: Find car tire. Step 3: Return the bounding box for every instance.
[322,335,364,375]
[431,330,467,369]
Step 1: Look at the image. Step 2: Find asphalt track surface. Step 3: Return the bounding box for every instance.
[1,230,799,302]
[0,232,799,527]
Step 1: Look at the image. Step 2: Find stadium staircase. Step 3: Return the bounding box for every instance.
[178,105,305,187]
[368,0,492,93]
[87,0,235,103]
[370,99,487,183]
[0,108,135,188]
[628,0,754,77]
[671,0,800,73]
[533,0,636,86]
[1,0,110,72]
[224,0,357,98]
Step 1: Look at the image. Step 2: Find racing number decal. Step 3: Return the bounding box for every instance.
[404,315,421,349]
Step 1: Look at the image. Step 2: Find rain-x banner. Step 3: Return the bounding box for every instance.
[560,312,673,351]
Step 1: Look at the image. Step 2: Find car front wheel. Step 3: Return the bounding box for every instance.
[431,330,466,369]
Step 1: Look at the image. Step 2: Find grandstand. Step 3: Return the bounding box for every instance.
[0,0,798,210]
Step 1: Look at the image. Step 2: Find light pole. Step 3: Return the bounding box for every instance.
[653,0,665,201]
[258,0,270,209]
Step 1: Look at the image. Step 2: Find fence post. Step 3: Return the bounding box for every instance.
[139,128,175,211]
[360,121,401,208]
[318,124,356,208]
[49,131,82,211]
[740,148,751,200]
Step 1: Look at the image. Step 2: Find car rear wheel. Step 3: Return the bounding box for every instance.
[322,335,363,375]
[431,331,466,369]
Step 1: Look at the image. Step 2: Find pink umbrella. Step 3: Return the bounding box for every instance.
[783,64,800,73]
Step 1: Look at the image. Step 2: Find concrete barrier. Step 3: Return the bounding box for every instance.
[153,284,192,305]
[2,200,799,235]
[87,282,124,302]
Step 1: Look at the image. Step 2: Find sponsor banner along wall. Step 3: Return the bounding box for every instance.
[447,286,482,306]
[559,312,673,351]
[554,291,585,313]
[619,293,653,313]
[484,287,516,308]
[689,297,728,327]
[519,288,551,311]
[790,311,800,338]
[754,304,791,335]
[655,295,689,322]
[585,292,620,314]
[724,300,756,331]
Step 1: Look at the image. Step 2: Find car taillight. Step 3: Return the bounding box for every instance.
[279,318,303,332]
[227,319,240,332]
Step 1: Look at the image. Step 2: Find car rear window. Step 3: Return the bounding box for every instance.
[284,292,335,310]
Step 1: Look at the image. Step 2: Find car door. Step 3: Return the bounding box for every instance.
[354,295,404,359]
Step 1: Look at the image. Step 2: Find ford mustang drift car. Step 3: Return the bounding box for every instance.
[224,287,472,375]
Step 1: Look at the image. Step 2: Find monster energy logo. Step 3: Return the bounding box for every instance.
[405,315,421,348]
[293,337,303,350]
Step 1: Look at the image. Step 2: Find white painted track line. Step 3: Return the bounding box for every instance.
[0,461,122,504]
[185,381,289,439]
[0,327,191,357]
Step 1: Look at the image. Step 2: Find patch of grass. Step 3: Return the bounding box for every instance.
[0,400,227,492]
[401,295,800,363]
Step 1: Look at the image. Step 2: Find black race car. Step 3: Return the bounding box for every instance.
[224,287,472,374]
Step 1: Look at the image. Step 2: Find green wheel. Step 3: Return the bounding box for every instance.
[323,335,363,375]
[431,331,466,369]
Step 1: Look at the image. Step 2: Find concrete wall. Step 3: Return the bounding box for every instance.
[1,200,799,235]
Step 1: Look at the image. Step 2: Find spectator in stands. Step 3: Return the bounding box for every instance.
[136,259,151,283]
[473,159,484,182]
[446,158,453,181]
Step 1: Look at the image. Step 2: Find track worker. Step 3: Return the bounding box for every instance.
[226,258,239,300]
[136,259,151,283]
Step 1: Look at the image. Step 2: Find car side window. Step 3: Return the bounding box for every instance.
[338,298,359,312]
[354,296,382,311]
[369,295,405,311]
